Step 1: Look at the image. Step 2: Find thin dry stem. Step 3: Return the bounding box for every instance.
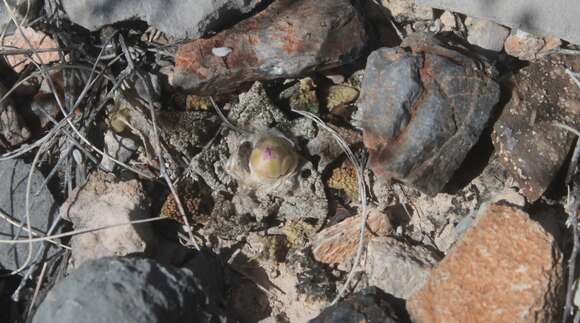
[291,109,368,304]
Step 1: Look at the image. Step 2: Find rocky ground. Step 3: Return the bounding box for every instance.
[0,0,579,322]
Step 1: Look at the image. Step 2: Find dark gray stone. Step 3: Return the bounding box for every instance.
[359,33,500,195]
[308,287,409,323]
[416,0,580,45]
[492,54,580,202]
[60,0,261,39]
[32,257,226,323]
[0,159,57,273]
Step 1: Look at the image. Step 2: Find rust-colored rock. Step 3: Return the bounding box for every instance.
[171,0,367,95]
[359,33,500,195]
[2,27,60,73]
[492,54,580,201]
[311,208,391,266]
[407,204,564,323]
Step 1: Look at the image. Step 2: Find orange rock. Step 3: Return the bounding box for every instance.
[2,27,61,73]
[407,204,564,323]
[311,208,391,266]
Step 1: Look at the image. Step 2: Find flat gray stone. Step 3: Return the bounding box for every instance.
[465,17,510,52]
[416,0,580,45]
[33,257,226,323]
[60,0,262,39]
[0,159,57,273]
[365,237,441,299]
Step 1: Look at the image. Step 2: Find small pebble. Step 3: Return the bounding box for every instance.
[212,47,232,57]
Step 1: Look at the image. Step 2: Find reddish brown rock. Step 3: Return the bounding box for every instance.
[2,27,60,73]
[311,208,391,267]
[493,54,580,201]
[171,0,367,95]
[407,204,564,323]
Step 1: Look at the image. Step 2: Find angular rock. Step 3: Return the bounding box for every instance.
[407,204,564,323]
[100,130,138,172]
[381,0,433,21]
[416,0,580,45]
[438,11,457,32]
[0,82,30,149]
[311,209,391,268]
[60,0,261,39]
[359,33,500,195]
[366,237,440,299]
[0,159,58,272]
[171,0,367,95]
[60,171,155,267]
[32,257,226,323]
[309,287,407,323]
[465,17,510,52]
[1,27,60,73]
[504,30,562,61]
[492,54,580,201]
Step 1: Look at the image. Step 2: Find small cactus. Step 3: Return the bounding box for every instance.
[249,134,298,182]
[109,108,131,133]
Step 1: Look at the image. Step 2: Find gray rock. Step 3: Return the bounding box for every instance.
[60,0,261,39]
[0,159,58,273]
[465,17,510,52]
[100,130,138,172]
[32,257,226,323]
[365,237,441,299]
[0,0,41,28]
[60,171,155,267]
[416,0,580,45]
[360,33,500,195]
[309,287,407,323]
